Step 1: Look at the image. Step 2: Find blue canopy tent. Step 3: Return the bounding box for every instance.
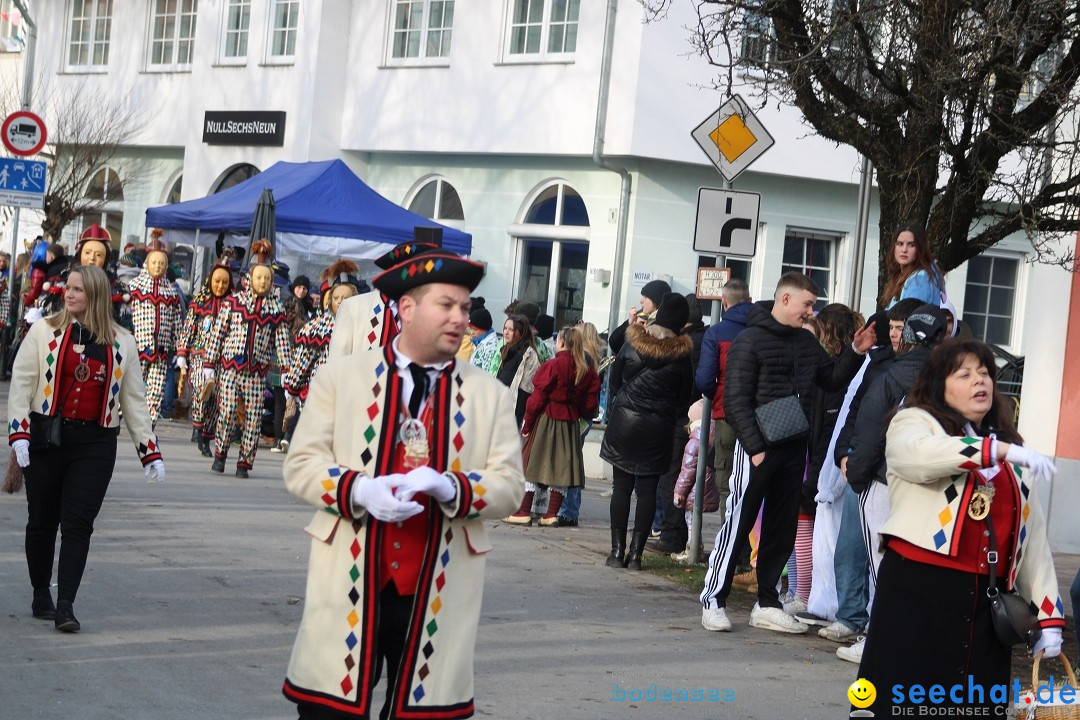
[144,159,471,260]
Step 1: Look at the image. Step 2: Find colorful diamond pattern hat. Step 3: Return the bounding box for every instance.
[373,226,444,270]
[372,250,485,300]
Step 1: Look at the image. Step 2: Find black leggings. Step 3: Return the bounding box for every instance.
[609,467,660,534]
[24,423,119,603]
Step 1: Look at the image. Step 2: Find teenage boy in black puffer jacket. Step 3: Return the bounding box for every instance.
[699,271,875,634]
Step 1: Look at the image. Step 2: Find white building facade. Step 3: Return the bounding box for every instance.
[4,0,1077,544]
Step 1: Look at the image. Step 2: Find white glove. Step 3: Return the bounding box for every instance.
[12,439,29,468]
[203,368,215,382]
[1006,444,1057,484]
[23,307,42,324]
[394,466,457,504]
[175,357,187,370]
[144,460,165,482]
[351,475,424,523]
[1032,627,1062,659]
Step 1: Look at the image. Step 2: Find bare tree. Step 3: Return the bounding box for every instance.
[643,0,1080,297]
[0,77,148,240]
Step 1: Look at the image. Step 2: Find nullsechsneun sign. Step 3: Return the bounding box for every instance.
[202,111,286,146]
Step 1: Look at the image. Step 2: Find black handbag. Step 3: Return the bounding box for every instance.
[28,411,62,451]
[985,514,1041,648]
[754,345,809,446]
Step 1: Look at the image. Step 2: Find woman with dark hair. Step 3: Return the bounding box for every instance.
[496,313,539,425]
[879,222,946,310]
[601,293,695,571]
[8,265,163,633]
[855,338,1063,715]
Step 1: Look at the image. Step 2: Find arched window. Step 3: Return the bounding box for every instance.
[166,174,183,204]
[82,167,124,243]
[512,181,590,328]
[407,177,464,222]
[213,163,260,193]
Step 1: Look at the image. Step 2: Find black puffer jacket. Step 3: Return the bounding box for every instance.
[833,344,895,468]
[723,301,864,456]
[600,324,695,475]
[846,347,931,493]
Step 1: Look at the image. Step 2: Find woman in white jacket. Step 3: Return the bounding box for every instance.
[856,339,1062,715]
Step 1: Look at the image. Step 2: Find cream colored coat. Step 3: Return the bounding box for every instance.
[883,407,1065,628]
[328,290,395,359]
[7,318,161,465]
[282,343,525,718]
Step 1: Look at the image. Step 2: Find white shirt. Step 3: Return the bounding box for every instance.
[391,337,452,411]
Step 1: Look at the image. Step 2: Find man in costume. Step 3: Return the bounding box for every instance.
[328,228,443,358]
[202,240,291,478]
[176,257,235,457]
[128,235,183,425]
[282,249,525,720]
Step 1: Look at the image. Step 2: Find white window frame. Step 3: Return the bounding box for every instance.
[64,0,113,72]
[385,0,455,67]
[147,0,198,72]
[265,0,300,63]
[404,175,465,226]
[961,250,1026,352]
[501,0,580,64]
[219,0,251,65]
[781,227,841,308]
[740,4,773,69]
[82,166,125,244]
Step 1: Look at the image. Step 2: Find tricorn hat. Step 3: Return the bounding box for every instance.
[373,226,444,270]
[372,250,484,300]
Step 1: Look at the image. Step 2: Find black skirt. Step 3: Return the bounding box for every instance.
[857,548,1012,714]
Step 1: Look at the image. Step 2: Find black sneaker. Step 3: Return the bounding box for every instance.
[554,517,578,527]
[211,458,226,473]
[235,467,249,479]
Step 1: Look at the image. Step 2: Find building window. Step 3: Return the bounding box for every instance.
[407,178,464,221]
[740,5,772,68]
[84,167,124,244]
[508,0,579,58]
[222,0,251,60]
[0,0,24,52]
[391,0,454,61]
[213,163,260,193]
[782,228,837,309]
[149,0,198,69]
[166,174,183,204]
[67,0,113,69]
[269,0,300,58]
[963,254,1019,347]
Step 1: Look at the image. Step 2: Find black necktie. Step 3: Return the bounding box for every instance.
[407,363,429,417]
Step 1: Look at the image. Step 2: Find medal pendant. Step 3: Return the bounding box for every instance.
[967,486,994,521]
[400,418,430,469]
[73,344,86,354]
[74,360,91,383]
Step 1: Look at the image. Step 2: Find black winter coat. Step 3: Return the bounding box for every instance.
[723,301,864,456]
[832,344,895,468]
[846,348,931,493]
[600,324,695,475]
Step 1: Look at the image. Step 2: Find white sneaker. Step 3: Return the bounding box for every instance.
[749,603,809,634]
[836,635,866,663]
[780,591,807,616]
[818,620,863,643]
[701,607,732,632]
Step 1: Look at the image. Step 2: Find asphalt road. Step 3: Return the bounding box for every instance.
[0,417,859,720]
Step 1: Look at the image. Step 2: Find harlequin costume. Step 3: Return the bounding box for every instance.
[203,241,291,477]
[128,237,183,425]
[177,258,235,456]
[282,249,525,719]
[328,230,443,359]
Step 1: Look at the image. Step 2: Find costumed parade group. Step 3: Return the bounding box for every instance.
[3,219,1078,719]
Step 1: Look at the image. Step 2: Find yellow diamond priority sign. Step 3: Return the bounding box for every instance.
[692,95,774,182]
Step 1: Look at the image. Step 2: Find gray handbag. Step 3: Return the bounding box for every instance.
[754,345,809,446]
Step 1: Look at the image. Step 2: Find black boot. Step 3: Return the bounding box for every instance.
[626,531,649,571]
[191,427,199,442]
[198,437,213,457]
[235,466,249,479]
[54,600,80,633]
[605,528,627,568]
[32,588,55,620]
[211,457,226,473]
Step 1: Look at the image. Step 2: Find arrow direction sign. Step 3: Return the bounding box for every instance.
[0,157,48,209]
[693,187,760,258]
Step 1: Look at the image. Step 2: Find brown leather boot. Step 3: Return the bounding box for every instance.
[503,491,534,525]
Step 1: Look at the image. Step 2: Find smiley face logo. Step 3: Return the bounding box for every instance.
[848,678,876,708]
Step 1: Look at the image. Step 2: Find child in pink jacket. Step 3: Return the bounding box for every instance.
[673,399,721,562]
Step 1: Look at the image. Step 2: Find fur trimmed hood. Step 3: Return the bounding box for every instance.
[626,322,693,364]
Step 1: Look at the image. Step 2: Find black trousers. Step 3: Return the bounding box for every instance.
[297,585,414,720]
[715,441,804,609]
[23,423,119,604]
[658,426,692,547]
[273,386,287,443]
[609,467,660,535]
